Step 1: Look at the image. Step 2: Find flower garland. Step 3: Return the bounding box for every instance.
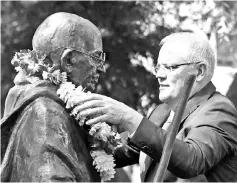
[11,49,122,181]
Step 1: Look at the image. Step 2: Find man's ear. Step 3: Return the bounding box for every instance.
[196,63,207,82]
[60,49,76,73]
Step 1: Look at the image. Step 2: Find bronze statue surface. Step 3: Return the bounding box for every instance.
[1,12,105,182]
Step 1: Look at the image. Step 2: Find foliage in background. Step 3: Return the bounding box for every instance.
[1,0,237,117]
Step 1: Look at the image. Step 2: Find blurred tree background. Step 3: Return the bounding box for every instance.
[1,0,237,119]
[1,1,237,182]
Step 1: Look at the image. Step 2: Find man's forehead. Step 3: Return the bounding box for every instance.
[157,43,189,64]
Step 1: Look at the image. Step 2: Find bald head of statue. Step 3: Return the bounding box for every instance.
[32,12,105,90]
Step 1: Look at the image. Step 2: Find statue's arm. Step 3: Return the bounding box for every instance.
[13,97,99,182]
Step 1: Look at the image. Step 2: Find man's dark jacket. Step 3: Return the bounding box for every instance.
[1,76,100,182]
[114,82,237,182]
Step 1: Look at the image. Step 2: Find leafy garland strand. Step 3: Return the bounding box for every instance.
[11,50,122,181]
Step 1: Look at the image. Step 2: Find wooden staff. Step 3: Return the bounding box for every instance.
[153,73,196,182]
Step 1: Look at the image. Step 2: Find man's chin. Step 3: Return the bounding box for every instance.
[159,95,169,103]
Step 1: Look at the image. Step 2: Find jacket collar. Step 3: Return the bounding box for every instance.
[180,81,216,123]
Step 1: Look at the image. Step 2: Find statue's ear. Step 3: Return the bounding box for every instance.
[60,48,76,73]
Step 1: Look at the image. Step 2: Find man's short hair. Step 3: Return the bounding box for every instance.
[160,32,217,83]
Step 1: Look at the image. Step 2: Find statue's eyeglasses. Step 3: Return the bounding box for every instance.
[154,62,201,74]
[48,47,106,63]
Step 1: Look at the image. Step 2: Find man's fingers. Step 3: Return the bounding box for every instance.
[86,114,108,125]
[71,101,101,116]
[79,107,106,117]
[70,93,103,106]
[72,100,103,113]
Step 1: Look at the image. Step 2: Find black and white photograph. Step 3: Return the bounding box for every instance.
[1,1,237,182]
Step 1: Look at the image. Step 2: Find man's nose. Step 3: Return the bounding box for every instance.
[155,69,167,79]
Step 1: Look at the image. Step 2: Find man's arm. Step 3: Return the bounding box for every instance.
[113,143,140,168]
[129,98,237,178]
[68,92,237,178]
[113,103,171,168]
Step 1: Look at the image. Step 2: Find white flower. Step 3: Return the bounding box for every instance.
[42,71,49,80]
[57,82,75,102]
[15,66,22,72]
[61,72,67,83]
[74,85,84,93]
[90,122,112,141]
[91,150,116,181]
[66,85,91,109]
[114,133,121,140]
[78,116,86,126]
[33,64,40,73]
[27,76,40,83]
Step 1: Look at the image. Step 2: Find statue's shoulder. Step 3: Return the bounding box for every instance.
[22,82,65,114]
[2,81,63,123]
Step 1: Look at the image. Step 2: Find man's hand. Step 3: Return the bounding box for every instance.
[68,93,143,133]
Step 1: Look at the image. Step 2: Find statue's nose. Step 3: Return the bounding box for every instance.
[97,65,106,74]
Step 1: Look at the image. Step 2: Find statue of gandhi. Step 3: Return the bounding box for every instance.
[1,12,105,182]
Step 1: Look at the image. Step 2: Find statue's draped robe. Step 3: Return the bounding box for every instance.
[1,76,100,182]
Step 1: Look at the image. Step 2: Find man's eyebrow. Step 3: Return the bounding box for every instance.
[157,63,169,66]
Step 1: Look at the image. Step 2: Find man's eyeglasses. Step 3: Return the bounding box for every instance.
[154,62,201,74]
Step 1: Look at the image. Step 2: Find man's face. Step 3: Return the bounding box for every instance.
[70,49,105,91]
[155,43,196,108]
